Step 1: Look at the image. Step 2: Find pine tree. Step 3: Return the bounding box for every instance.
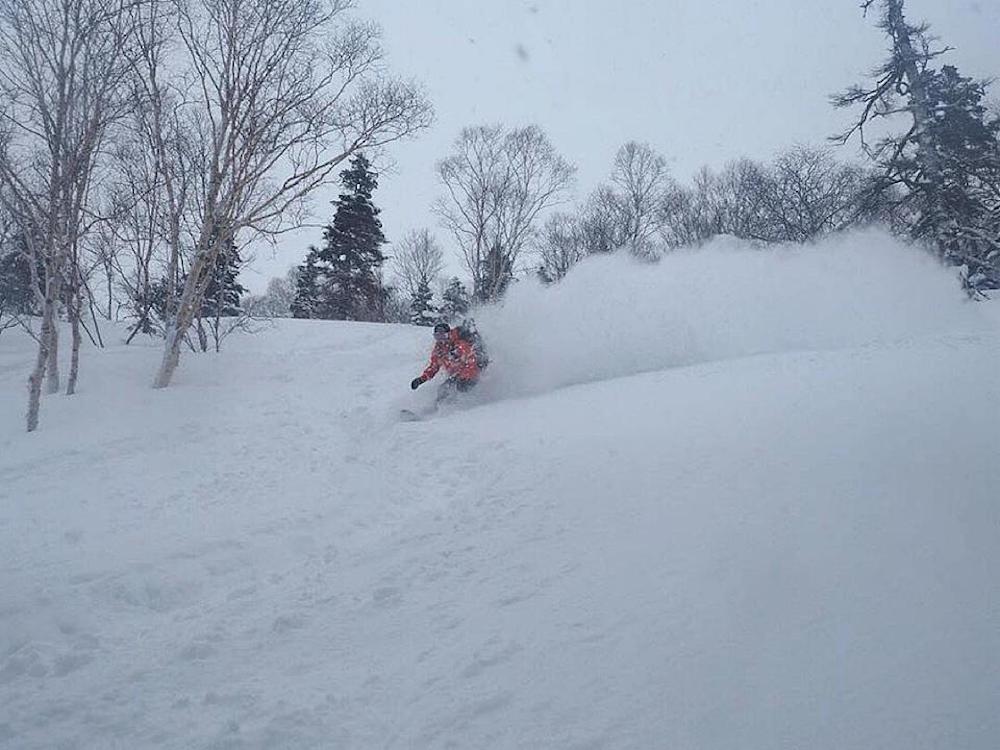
[834,0,1000,292]
[174,237,248,352]
[291,248,322,319]
[409,278,437,326]
[200,240,246,318]
[0,243,39,317]
[916,66,1000,289]
[440,277,471,320]
[316,153,388,320]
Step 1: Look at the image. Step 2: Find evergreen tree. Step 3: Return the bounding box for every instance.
[440,276,471,320]
[316,153,388,320]
[915,66,1000,288]
[409,278,437,326]
[172,237,247,352]
[0,244,39,317]
[291,248,322,319]
[200,240,246,318]
[141,277,179,331]
[834,0,1000,291]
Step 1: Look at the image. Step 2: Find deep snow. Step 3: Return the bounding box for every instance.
[1,232,999,749]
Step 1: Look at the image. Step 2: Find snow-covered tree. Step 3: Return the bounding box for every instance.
[408,278,437,326]
[315,153,389,321]
[833,0,1000,292]
[199,241,246,321]
[291,250,322,319]
[0,237,37,324]
[439,277,471,320]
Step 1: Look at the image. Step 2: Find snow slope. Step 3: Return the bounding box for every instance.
[1,233,999,749]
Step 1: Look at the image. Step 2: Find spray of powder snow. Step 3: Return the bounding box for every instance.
[474,229,990,398]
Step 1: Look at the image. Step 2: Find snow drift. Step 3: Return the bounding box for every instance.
[479,229,988,397]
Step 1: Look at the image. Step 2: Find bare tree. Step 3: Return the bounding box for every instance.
[0,0,139,430]
[833,1,945,177]
[146,0,432,388]
[436,124,574,301]
[435,124,506,299]
[562,142,672,260]
[574,186,629,256]
[758,146,878,242]
[609,141,671,257]
[391,228,444,298]
[536,211,585,283]
[244,267,298,318]
[659,178,716,249]
[115,0,201,346]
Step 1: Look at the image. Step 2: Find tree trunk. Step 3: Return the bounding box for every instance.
[26,294,57,432]
[887,2,938,163]
[67,290,82,395]
[88,293,105,348]
[125,305,153,345]
[45,312,60,394]
[153,321,182,389]
[152,240,219,388]
[196,317,208,352]
[885,0,944,224]
[213,303,222,353]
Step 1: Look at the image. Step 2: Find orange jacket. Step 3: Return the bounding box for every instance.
[422,330,480,382]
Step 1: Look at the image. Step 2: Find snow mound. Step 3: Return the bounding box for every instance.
[479,229,989,397]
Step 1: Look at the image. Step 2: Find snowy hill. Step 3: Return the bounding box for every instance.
[1,232,999,749]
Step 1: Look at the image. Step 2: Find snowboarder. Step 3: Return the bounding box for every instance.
[411,322,481,403]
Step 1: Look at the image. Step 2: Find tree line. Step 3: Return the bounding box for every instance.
[277,0,998,330]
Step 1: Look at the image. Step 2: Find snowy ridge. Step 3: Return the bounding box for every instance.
[1,238,999,749]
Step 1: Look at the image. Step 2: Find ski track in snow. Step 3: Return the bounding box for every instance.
[1,272,1000,745]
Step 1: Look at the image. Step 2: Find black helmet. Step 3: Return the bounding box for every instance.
[433,322,450,341]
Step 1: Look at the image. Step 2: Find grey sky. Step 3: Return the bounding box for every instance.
[246,0,1000,292]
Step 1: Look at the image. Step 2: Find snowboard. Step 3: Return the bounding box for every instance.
[399,406,441,421]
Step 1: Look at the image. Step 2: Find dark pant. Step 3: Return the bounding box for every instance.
[436,376,477,403]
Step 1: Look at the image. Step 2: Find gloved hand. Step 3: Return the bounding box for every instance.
[410,377,424,390]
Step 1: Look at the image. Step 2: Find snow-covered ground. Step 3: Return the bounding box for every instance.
[1,232,999,749]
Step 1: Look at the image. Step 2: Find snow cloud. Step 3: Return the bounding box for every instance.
[478,229,989,397]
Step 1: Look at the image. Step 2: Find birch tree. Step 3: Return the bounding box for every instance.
[147,0,431,388]
[0,0,138,430]
[759,146,880,242]
[436,124,574,301]
[536,211,585,283]
[391,228,444,299]
[608,141,671,257]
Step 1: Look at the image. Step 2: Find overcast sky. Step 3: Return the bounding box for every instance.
[245,0,1000,292]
